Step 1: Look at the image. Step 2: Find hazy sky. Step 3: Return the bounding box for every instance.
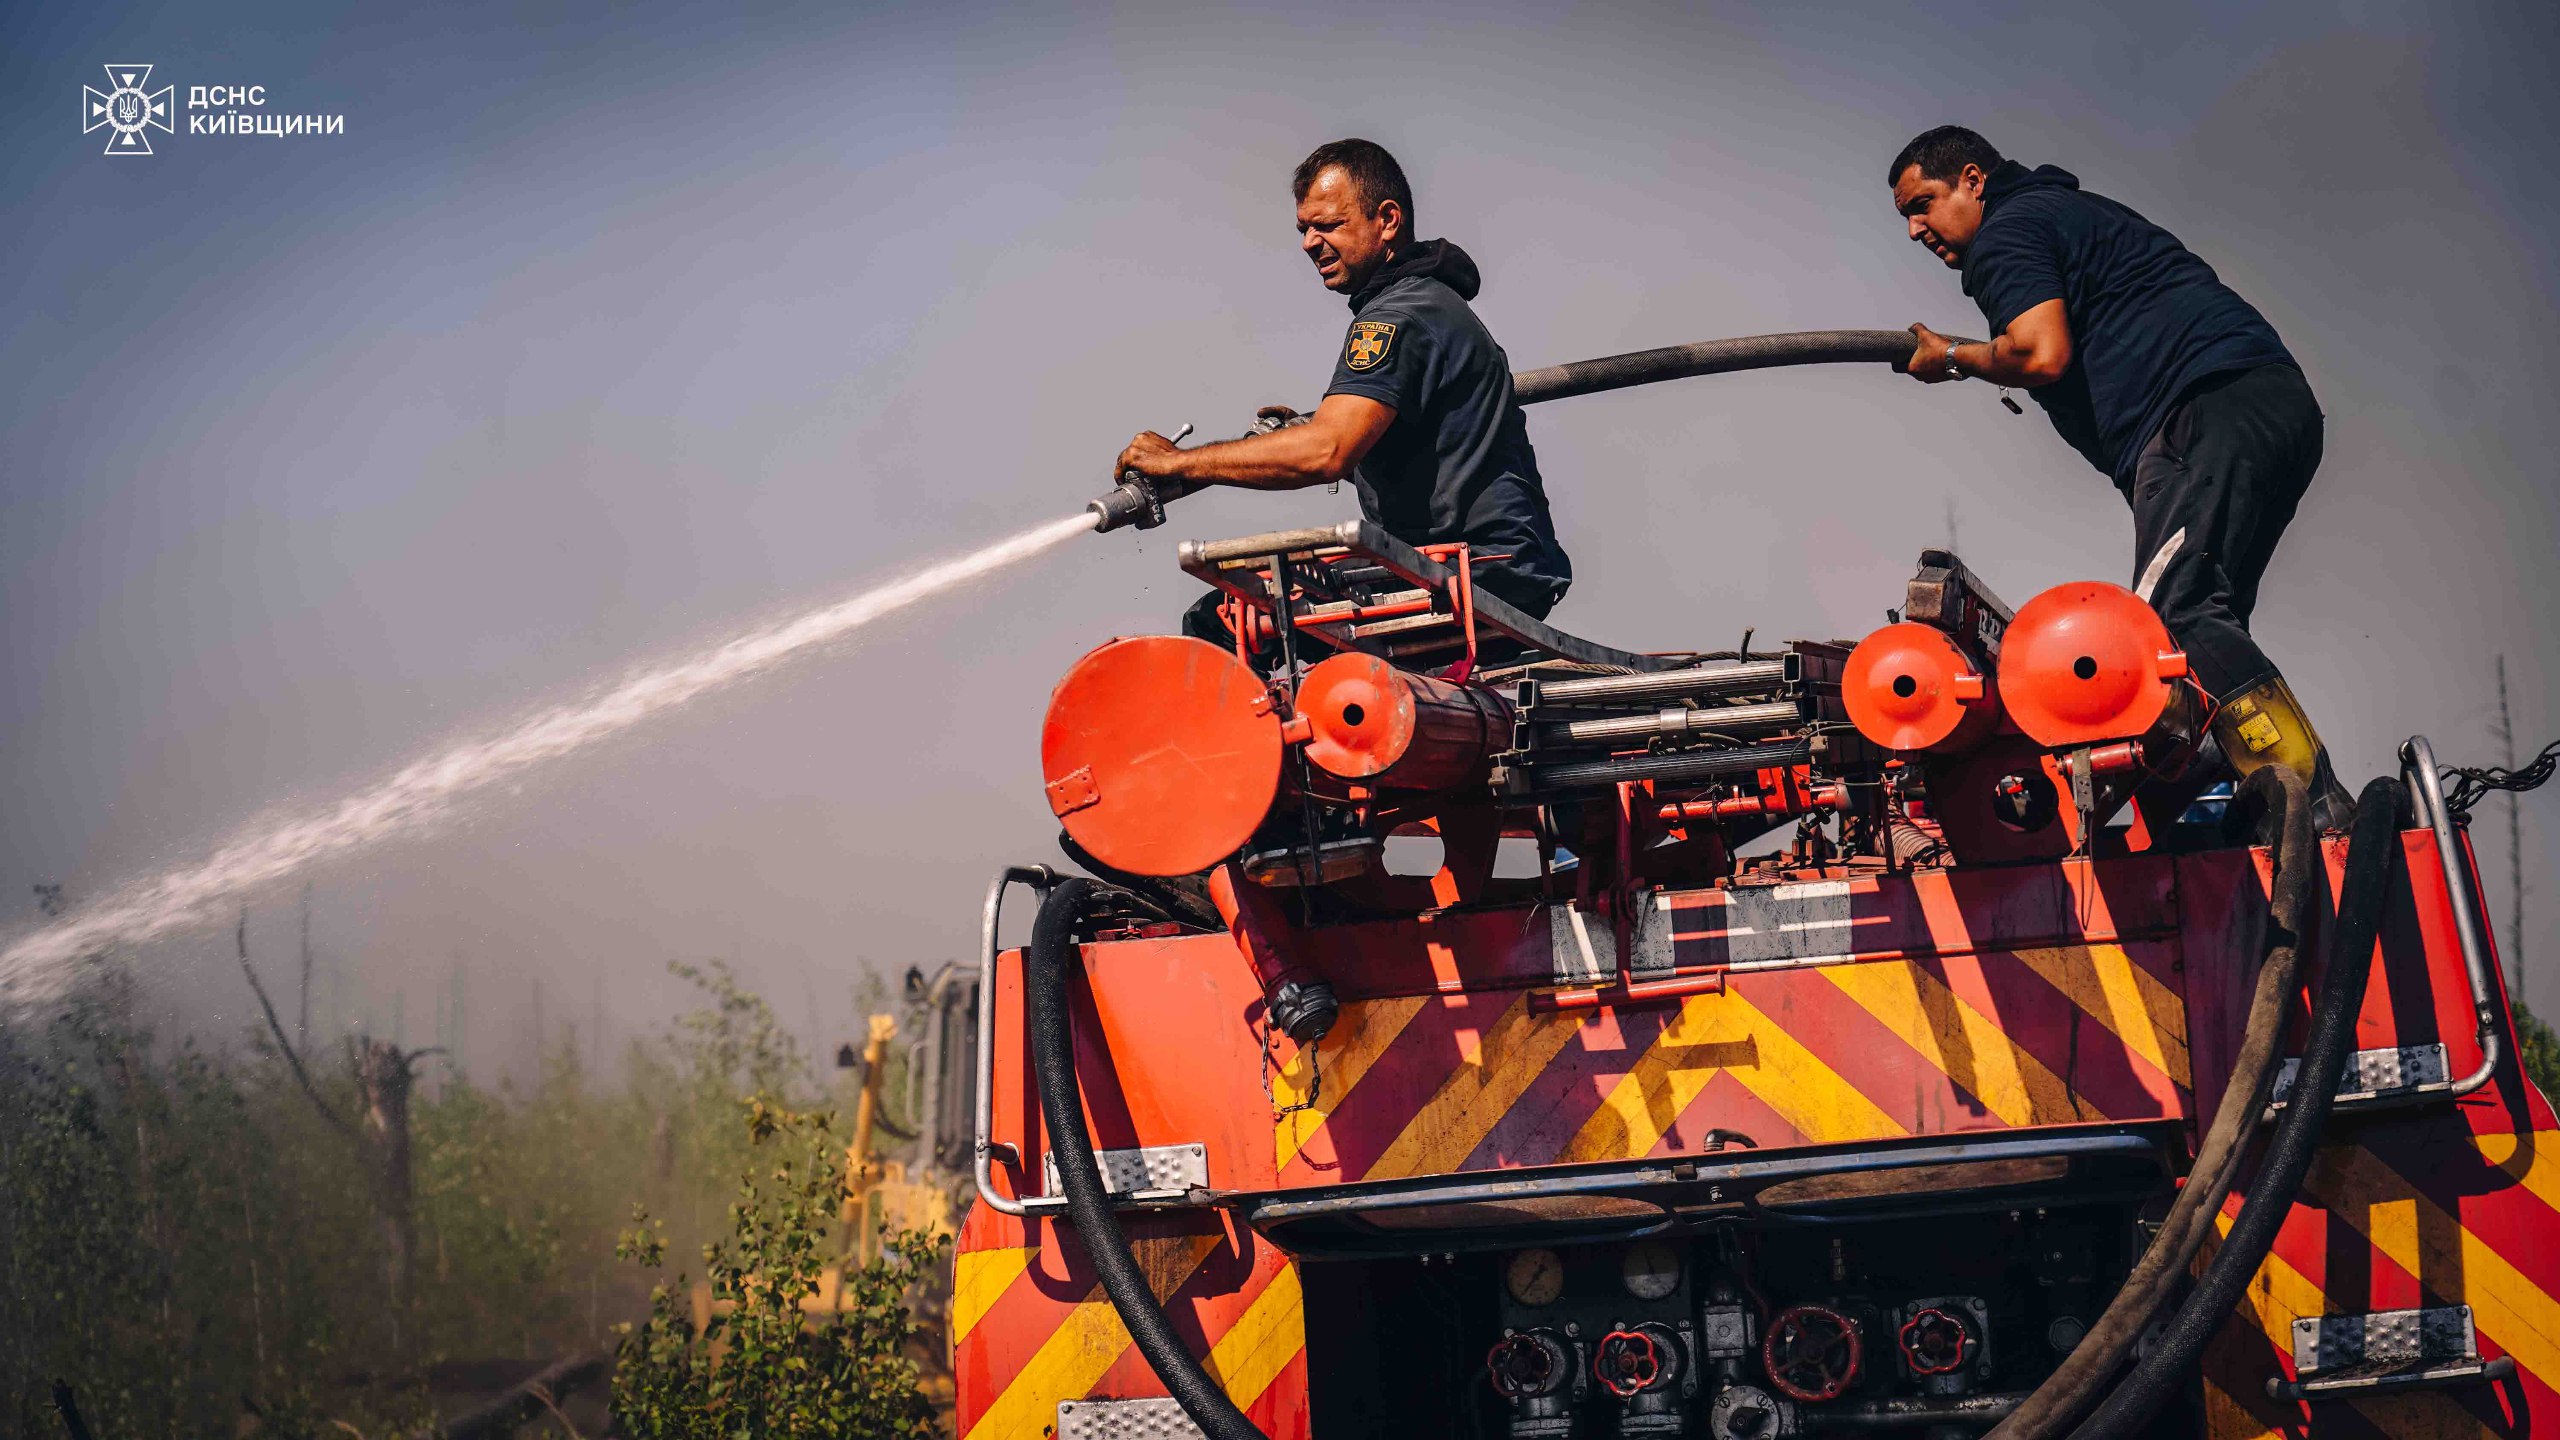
[6,1,2555,1082]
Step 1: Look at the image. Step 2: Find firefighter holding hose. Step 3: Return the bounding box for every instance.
[1887,125,2354,828]
[1110,138,1575,641]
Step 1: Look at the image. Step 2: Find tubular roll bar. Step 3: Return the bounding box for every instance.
[974,864,1058,1217]
[1177,518,1683,673]
[2271,735,2505,1120]
[2386,735,2503,1104]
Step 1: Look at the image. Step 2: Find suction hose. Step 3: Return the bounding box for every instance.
[1027,877,1269,1440]
[1985,766,2316,1440]
[2065,773,2402,1440]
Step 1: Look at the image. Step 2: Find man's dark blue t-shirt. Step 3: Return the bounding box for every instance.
[1324,239,1572,613]
[1961,162,2295,486]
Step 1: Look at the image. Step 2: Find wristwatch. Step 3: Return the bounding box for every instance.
[1943,344,1965,381]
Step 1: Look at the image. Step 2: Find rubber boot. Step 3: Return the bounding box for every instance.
[2211,675,2357,832]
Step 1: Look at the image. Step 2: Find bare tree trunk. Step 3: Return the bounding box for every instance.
[439,1354,607,1440]
[238,907,445,1349]
[355,1037,419,1315]
[297,883,314,1045]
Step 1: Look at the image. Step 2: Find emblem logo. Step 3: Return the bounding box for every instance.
[1345,320,1398,372]
[85,64,173,155]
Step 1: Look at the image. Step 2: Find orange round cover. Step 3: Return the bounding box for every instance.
[2000,581,2183,749]
[1040,635,1283,876]
[1297,652,1414,779]
[1842,622,1998,753]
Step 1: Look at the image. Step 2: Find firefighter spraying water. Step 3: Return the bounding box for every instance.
[0,312,1916,1006]
[955,315,2560,1439]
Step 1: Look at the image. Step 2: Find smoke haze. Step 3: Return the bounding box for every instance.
[5,1,2555,1079]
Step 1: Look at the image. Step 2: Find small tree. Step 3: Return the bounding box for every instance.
[612,1098,944,1440]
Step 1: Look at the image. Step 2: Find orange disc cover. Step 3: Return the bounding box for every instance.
[2000,581,2188,749]
[1841,622,1997,753]
[1297,651,1415,779]
[1040,635,1283,877]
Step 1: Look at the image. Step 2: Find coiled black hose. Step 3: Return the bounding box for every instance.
[2068,774,2405,1440]
[1027,877,1269,1440]
[1987,766,2315,1440]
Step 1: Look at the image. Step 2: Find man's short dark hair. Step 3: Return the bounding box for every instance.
[1294,138,1416,230]
[1888,126,2004,186]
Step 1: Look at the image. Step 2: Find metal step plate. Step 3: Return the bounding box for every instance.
[1041,1142,1208,1202]
[2293,1303,2476,1375]
[2270,1355,2515,1401]
[1057,1397,1206,1439]
[2272,1043,2450,1104]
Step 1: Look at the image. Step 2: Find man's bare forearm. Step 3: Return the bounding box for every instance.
[1113,394,1393,491]
[1949,334,2050,387]
[1159,426,1349,490]
[1952,299,2072,387]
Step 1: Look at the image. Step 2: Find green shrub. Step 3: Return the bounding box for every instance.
[613,1098,945,1440]
[3,955,934,1435]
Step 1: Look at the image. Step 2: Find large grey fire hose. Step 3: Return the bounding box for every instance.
[1028,877,1270,1440]
[1985,766,2316,1440]
[1091,328,1937,531]
[1509,328,1923,405]
[2064,775,2402,1439]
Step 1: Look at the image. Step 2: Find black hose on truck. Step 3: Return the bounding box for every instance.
[2065,774,2407,1440]
[1027,877,1271,1440]
[1986,766,2317,1440]
[1027,776,2385,1440]
[1508,328,1927,404]
[1092,328,1951,532]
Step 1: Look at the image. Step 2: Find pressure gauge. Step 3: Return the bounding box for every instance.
[1505,1247,1566,1307]
[1620,1240,1682,1301]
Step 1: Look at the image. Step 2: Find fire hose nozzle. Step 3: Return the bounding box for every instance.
[1088,472,1198,533]
[1088,422,1198,534]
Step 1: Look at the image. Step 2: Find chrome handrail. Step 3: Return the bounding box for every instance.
[2399,735,2504,1104]
[2265,737,2503,1119]
[973,864,1057,1216]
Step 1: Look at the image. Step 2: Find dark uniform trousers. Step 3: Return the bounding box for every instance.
[2122,362,2323,702]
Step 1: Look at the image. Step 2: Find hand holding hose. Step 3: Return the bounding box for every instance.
[1113,424,1193,481]
[1905,322,1963,383]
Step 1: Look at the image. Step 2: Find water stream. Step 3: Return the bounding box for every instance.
[1,510,1101,1002]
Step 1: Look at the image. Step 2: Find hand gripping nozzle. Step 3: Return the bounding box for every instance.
[1088,422,1195,534]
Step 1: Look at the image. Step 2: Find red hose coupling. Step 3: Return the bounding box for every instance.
[1593,1327,1663,1398]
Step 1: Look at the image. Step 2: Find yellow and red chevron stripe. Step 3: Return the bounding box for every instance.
[1269,943,2190,1183]
[953,1203,1308,1440]
[2201,1125,2560,1437]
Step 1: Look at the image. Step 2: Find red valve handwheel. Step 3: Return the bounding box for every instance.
[1486,1333,1561,1399]
[1897,1306,1974,1376]
[1593,1328,1663,1398]
[1762,1303,1862,1402]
